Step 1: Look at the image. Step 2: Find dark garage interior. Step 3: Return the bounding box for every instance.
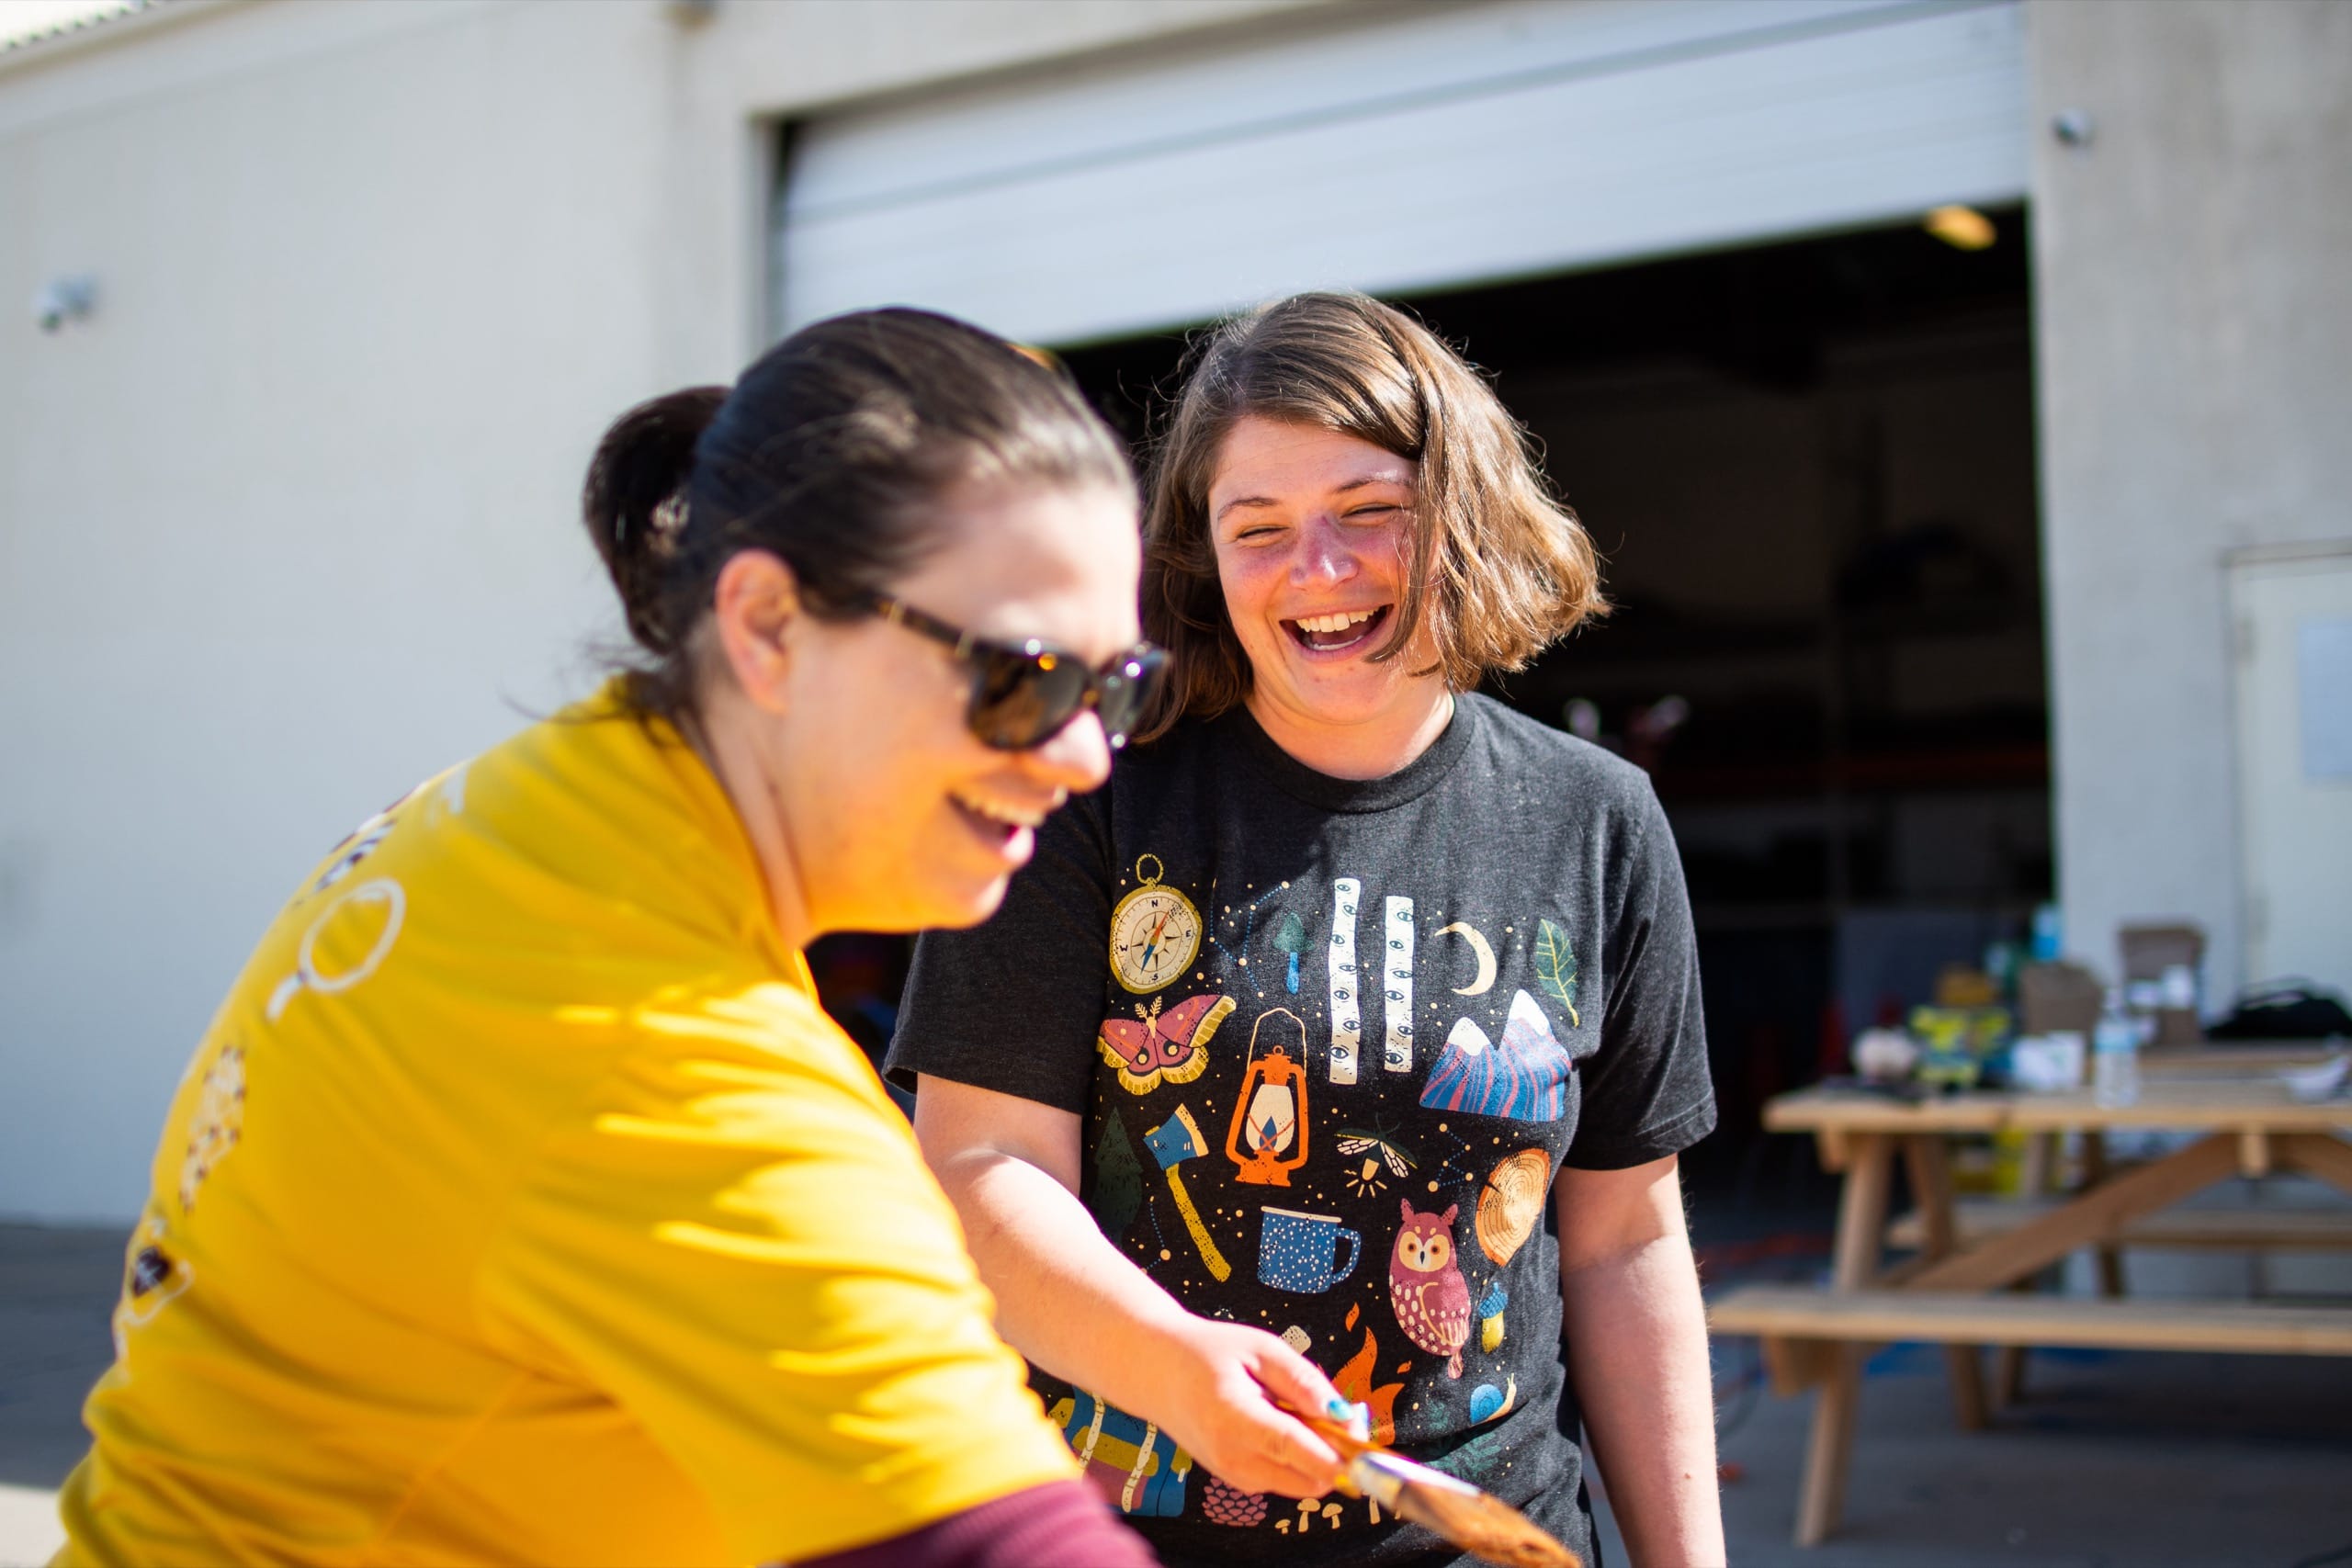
[823,211,2051,1204]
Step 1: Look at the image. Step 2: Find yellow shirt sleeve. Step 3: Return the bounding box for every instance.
[476,979,1078,1564]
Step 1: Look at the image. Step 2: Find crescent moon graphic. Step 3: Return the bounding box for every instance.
[1435,921,1498,996]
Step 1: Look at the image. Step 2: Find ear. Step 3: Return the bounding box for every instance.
[1399,1198,1414,1224]
[708,550,803,716]
[1441,1204,1458,1225]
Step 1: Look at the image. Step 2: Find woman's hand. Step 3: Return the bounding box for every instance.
[1144,1316,1347,1499]
[913,1081,1345,1499]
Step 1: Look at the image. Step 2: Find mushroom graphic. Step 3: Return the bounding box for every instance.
[1272,911,1308,993]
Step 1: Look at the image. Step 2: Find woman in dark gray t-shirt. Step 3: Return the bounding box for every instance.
[888,292,1722,1568]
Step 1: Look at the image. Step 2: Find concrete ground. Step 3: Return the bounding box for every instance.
[0,1225,117,1568]
[6,1221,2350,1568]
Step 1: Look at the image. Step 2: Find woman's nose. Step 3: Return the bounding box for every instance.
[1290,515,1358,584]
[1025,708,1114,795]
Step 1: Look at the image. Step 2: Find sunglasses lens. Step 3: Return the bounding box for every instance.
[1094,649,1169,747]
[968,648,1092,750]
[964,641,1170,751]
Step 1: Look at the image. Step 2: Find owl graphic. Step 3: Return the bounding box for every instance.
[1386,1199,1472,1378]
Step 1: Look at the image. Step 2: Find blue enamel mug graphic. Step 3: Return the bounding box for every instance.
[1257,1207,1362,1293]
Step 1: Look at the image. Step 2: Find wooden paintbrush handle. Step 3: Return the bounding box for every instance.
[1295,1408,1377,1461]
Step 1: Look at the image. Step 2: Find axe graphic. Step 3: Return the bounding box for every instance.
[1144,1104,1232,1281]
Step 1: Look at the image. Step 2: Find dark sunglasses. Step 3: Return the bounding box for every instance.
[865,593,1168,751]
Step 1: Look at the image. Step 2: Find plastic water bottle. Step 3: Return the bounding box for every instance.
[2093,987,2140,1108]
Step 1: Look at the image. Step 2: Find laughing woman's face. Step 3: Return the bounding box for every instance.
[1207,416,1449,772]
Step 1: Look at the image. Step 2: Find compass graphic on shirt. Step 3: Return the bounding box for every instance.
[1109,854,1203,994]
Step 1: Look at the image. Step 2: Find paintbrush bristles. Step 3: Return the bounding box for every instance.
[1295,1411,1580,1568]
[1391,1478,1580,1568]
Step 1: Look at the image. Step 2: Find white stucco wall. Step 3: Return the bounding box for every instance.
[6,0,2341,1225]
[2026,0,2352,1001]
[0,0,1326,1224]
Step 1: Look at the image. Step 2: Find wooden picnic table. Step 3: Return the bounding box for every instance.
[1709,1062,2352,1546]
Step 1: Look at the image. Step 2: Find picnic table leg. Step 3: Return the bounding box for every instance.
[1902,1134,1987,1431]
[2276,1133,2352,1198]
[1796,1130,1894,1547]
[1994,1131,2061,1408]
[2080,1131,2127,1297]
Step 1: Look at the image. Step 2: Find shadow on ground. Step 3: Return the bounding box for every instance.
[1612,1341,2352,1568]
[0,1226,119,1492]
[6,1220,2350,1567]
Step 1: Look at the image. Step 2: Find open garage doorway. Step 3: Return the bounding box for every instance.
[1055,212,2048,1195]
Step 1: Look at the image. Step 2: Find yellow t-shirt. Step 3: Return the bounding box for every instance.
[54,683,1077,1567]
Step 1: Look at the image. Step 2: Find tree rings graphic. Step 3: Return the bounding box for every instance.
[1476,1147,1551,1265]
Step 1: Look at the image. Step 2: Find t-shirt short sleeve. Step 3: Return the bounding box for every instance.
[885,793,1114,1113]
[478,980,1079,1565]
[1566,782,1717,1169]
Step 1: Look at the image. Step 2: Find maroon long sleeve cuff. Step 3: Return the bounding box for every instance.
[792,1478,1159,1568]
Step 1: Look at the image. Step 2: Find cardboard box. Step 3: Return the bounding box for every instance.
[2019,961,2103,1036]
[2120,922,2204,1045]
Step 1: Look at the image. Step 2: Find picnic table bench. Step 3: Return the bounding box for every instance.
[1705,1067,2352,1546]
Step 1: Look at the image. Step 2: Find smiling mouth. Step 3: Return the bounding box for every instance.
[1283,604,1390,653]
[948,790,1052,854]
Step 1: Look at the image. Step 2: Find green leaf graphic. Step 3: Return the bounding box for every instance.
[1535,918,1580,1029]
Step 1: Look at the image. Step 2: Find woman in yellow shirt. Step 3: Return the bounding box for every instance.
[55,310,1166,1567]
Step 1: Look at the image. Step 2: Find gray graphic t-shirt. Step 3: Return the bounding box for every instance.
[888,694,1714,1568]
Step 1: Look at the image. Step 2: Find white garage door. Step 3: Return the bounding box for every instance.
[774,0,2027,347]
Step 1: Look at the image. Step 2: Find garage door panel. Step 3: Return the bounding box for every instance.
[786,0,1888,219]
[777,0,2024,345]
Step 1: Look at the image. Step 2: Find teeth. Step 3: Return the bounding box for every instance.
[954,793,1046,829]
[1295,609,1380,634]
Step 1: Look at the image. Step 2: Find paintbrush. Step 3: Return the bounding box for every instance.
[1292,1405,1581,1568]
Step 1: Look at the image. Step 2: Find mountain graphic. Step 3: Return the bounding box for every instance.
[1419,989,1574,1122]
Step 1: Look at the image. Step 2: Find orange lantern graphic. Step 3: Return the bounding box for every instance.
[1227,1008,1310,1187]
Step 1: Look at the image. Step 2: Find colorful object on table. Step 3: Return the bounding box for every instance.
[1098,990,1233,1096]
[1933,964,2001,1009]
[1050,1390,1193,1517]
[2009,1032,2087,1093]
[1258,1207,1363,1294]
[1227,1008,1310,1185]
[1475,1147,1550,1265]
[1421,990,1574,1122]
[1908,1004,2013,1090]
[1852,1027,1918,1084]
[1144,1104,1233,1281]
[1476,1280,1509,1353]
[2030,901,2064,963]
[1388,1199,1472,1377]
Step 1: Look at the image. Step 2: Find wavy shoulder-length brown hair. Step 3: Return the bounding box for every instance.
[1135,290,1605,744]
